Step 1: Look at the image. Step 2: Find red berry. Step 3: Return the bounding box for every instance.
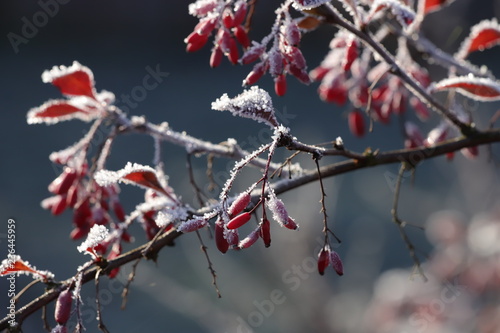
[284,217,298,230]
[55,289,73,324]
[274,74,287,96]
[317,248,330,275]
[227,212,252,229]
[228,192,251,217]
[233,25,250,48]
[259,218,271,247]
[185,32,209,52]
[243,62,267,85]
[112,200,126,222]
[222,8,235,29]
[330,250,344,276]
[233,2,247,26]
[51,195,68,215]
[48,168,77,195]
[215,221,229,254]
[210,46,223,68]
[348,110,365,137]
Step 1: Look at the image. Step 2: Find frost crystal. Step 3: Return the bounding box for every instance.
[42,61,94,86]
[292,0,331,10]
[456,18,500,59]
[211,86,279,127]
[156,208,188,228]
[77,225,109,254]
[95,162,156,186]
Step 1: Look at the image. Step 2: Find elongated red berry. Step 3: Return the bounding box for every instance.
[227,212,252,229]
[112,200,126,222]
[233,25,250,48]
[284,217,299,230]
[55,289,72,324]
[233,2,247,26]
[185,32,209,52]
[66,184,79,208]
[210,46,223,68]
[259,218,271,247]
[195,17,216,35]
[243,62,267,85]
[238,227,260,249]
[215,221,229,254]
[317,248,330,275]
[274,74,287,96]
[48,168,77,195]
[51,195,68,215]
[330,250,344,276]
[222,8,235,29]
[228,192,251,217]
[343,39,358,72]
[348,110,365,137]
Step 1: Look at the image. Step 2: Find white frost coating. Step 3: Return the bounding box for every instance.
[42,61,94,85]
[0,255,54,279]
[177,217,207,233]
[430,75,500,102]
[456,18,500,59]
[211,86,278,127]
[292,0,331,10]
[369,0,415,28]
[27,98,100,125]
[156,208,188,228]
[95,162,157,187]
[77,225,109,254]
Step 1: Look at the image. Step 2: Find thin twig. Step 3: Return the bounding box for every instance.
[391,163,427,281]
[95,270,110,333]
[121,258,141,310]
[195,230,222,298]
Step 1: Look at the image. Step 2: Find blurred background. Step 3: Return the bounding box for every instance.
[1,1,500,332]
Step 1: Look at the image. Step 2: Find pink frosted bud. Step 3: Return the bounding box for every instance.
[228,192,251,217]
[227,212,252,229]
[55,289,72,324]
[268,49,284,76]
[177,217,207,233]
[317,247,330,275]
[225,228,239,247]
[283,20,301,46]
[329,250,344,276]
[259,218,271,247]
[267,197,289,227]
[238,227,260,249]
[215,220,229,254]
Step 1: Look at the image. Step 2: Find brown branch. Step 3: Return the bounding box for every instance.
[2,128,500,331]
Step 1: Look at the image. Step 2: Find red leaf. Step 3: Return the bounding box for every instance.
[457,19,500,58]
[27,100,92,124]
[122,171,168,195]
[423,0,455,15]
[0,256,53,280]
[432,76,500,101]
[42,61,96,98]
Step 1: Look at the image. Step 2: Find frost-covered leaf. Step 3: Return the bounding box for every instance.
[95,162,169,196]
[368,0,415,27]
[430,75,500,101]
[456,19,500,59]
[292,0,331,10]
[27,99,97,125]
[211,86,279,127]
[77,225,109,256]
[421,0,455,15]
[42,61,96,99]
[0,255,54,280]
